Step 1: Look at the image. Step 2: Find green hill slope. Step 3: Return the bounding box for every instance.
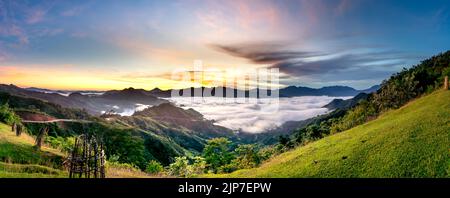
[0,123,154,178]
[216,90,450,178]
[0,123,67,178]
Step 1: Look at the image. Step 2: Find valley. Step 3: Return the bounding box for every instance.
[0,51,449,178]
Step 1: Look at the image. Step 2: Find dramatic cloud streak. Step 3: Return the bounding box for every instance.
[211,42,420,88]
[210,43,323,64]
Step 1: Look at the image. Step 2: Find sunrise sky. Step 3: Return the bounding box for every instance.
[0,0,449,90]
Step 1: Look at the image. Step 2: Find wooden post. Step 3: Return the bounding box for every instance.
[86,137,91,178]
[35,126,48,150]
[93,142,98,178]
[16,124,22,136]
[100,143,106,178]
[445,76,448,90]
[11,123,16,132]
[67,135,106,178]
[69,137,78,178]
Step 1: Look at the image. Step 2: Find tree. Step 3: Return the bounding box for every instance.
[232,144,261,169]
[0,103,21,125]
[202,138,234,173]
[278,135,294,150]
[190,156,206,175]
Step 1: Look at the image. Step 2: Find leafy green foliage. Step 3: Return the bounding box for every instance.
[231,144,262,169]
[166,156,207,177]
[190,156,207,175]
[165,139,269,177]
[202,138,234,173]
[145,160,163,174]
[168,156,191,177]
[277,135,294,151]
[45,136,75,153]
[0,103,21,125]
[330,100,377,133]
[143,135,182,166]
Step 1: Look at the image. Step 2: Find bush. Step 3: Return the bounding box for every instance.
[0,103,21,125]
[145,160,163,174]
[232,144,262,169]
[330,100,377,133]
[190,156,206,175]
[168,156,191,177]
[258,146,277,161]
[218,163,238,173]
[106,161,141,172]
[45,136,75,153]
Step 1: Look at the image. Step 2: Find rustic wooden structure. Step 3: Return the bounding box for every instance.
[67,134,106,178]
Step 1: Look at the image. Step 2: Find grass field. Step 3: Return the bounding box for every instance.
[211,90,450,178]
[0,123,67,178]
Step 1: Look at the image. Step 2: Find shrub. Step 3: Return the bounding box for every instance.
[168,156,191,177]
[232,144,262,169]
[145,160,163,174]
[45,136,75,153]
[106,161,141,172]
[190,156,206,175]
[330,100,377,133]
[218,163,238,173]
[0,103,21,125]
[258,146,277,161]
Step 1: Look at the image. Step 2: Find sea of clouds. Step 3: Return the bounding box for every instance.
[167,96,351,133]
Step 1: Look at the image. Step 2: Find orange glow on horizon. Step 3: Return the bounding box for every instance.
[0,65,283,91]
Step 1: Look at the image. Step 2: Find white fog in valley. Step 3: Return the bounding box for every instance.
[166,96,352,133]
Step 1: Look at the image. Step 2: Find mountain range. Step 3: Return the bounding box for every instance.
[0,85,167,115]
[145,85,380,98]
[1,84,379,116]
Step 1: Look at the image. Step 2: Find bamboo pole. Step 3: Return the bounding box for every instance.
[444,76,448,90]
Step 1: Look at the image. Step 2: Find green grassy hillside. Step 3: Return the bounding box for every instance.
[0,123,154,178]
[214,90,450,178]
[0,123,67,178]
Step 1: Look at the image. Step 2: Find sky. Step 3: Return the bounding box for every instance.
[0,0,449,90]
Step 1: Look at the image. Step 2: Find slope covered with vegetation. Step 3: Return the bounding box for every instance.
[0,90,237,170]
[0,123,67,178]
[215,90,450,178]
[0,122,155,178]
[277,51,450,148]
